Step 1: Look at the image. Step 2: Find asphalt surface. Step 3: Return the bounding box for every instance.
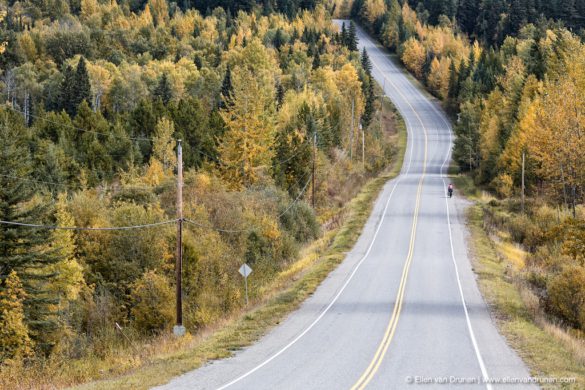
[156,22,535,390]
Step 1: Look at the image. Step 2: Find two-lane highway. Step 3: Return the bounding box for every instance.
[156,22,535,390]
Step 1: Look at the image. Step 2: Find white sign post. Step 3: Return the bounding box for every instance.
[239,263,253,306]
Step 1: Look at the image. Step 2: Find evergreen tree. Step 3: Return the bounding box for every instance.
[59,65,75,117]
[312,51,321,70]
[220,65,234,108]
[273,28,285,50]
[361,47,372,75]
[447,59,459,112]
[341,22,348,47]
[362,77,375,127]
[153,73,173,105]
[457,0,479,35]
[0,110,61,349]
[73,57,92,115]
[348,22,359,51]
[273,103,313,197]
[276,82,285,110]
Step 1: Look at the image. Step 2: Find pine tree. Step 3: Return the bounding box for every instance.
[447,60,459,112]
[457,0,479,35]
[276,82,285,110]
[312,51,321,70]
[73,57,92,115]
[341,22,348,47]
[361,47,372,75]
[348,22,359,51]
[220,65,234,108]
[273,28,285,50]
[60,65,75,117]
[362,77,375,127]
[0,110,60,349]
[273,103,313,197]
[153,73,173,105]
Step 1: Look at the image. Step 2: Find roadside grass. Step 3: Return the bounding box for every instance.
[464,190,585,389]
[70,96,407,390]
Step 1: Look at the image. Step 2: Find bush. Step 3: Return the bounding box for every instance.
[131,271,174,334]
[279,201,320,243]
[492,173,514,198]
[546,265,585,330]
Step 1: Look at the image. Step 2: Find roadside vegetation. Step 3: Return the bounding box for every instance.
[0,1,405,386]
[334,0,584,384]
[455,177,585,387]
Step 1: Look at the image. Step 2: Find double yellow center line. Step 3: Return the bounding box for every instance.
[350,60,429,389]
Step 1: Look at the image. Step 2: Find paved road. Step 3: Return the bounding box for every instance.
[156,22,535,390]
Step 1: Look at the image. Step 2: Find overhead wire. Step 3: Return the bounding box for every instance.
[183,172,313,234]
[5,104,153,143]
[0,219,178,231]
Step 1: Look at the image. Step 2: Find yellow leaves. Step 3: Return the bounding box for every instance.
[427,56,451,100]
[219,68,276,188]
[362,0,386,24]
[45,193,85,302]
[508,38,585,199]
[401,38,426,79]
[171,10,197,40]
[336,63,364,154]
[148,0,169,27]
[152,117,177,173]
[16,33,36,62]
[131,270,174,333]
[80,0,100,20]
[141,58,199,99]
[0,271,33,363]
[278,88,325,130]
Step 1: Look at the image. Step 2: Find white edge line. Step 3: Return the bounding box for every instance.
[364,25,492,390]
[216,69,415,390]
[432,95,493,390]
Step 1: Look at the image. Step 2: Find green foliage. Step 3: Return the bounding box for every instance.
[0,111,61,346]
[153,73,173,105]
[0,3,398,381]
[130,271,174,334]
[547,265,585,330]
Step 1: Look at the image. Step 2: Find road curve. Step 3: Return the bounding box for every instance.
[155,22,535,390]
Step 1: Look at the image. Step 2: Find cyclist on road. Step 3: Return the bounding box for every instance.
[448,183,454,198]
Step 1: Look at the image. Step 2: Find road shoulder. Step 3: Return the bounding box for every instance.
[453,177,585,389]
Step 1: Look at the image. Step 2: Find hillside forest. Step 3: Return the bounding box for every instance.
[0,1,399,384]
[344,0,585,337]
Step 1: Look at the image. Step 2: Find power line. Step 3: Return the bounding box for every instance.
[183,173,313,234]
[0,172,167,192]
[0,219,178,231]
[5,104,153,143]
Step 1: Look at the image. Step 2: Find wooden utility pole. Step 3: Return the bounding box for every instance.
[174,140,185,336]
[379,78,385,132]
[361,122,365,170]
[350,98,355,161]
[312,132,316,208]
[521,150,525,214]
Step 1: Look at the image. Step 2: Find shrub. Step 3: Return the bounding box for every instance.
[279,201,320,243]
[492,173,514,198]
[546,265,585,330]
[130,271,174,334]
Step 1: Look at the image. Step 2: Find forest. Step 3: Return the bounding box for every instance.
[0,0,400,385]
[346,0,585,338]
[1,0,584,386]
